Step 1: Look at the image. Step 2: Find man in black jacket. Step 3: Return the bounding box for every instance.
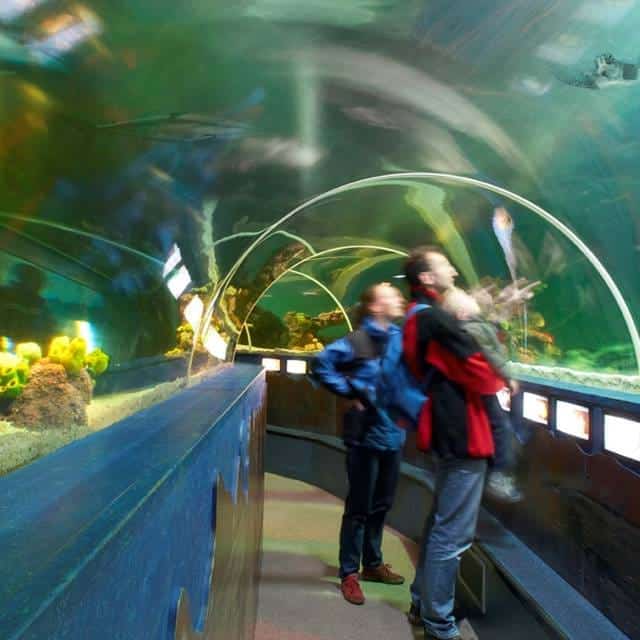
[402,246,505,640]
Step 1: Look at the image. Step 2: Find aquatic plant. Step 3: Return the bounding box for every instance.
[247,308,289,349]
[281,309,347,351]
[164,323,196,357]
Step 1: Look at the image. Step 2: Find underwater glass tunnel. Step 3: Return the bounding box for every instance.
[1,0,640,473]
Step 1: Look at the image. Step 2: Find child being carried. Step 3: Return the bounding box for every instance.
[441,287,523,503]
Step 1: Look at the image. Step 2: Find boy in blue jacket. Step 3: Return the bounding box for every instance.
[310,283,406,606]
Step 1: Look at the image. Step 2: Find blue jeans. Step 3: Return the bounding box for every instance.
[483,395,515,471]
[339,446,402,578]
[410,457,487,639]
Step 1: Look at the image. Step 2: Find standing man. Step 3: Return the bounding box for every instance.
[402,247,506,640]
[311,284,406,606]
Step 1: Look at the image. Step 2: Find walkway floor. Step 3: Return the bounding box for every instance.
[256,473,477,640]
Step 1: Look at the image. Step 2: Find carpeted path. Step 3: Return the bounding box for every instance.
[256,473,423,640]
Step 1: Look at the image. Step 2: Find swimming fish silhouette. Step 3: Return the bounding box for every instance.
[555,52,639,90]
[492,206,517,282]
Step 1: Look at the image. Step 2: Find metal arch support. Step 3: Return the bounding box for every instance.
[238,268,353,358]
[196,172,640,374]
[233,243,408,358]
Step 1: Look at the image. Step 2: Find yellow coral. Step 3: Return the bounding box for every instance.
[16,342,42,365]
[0,352,19,380]
[0,353,25,399]
[85,348,109,377]
[48,336,87,375]
[2,377,21,399]
[16,360,30,384]
[48,336,70,360]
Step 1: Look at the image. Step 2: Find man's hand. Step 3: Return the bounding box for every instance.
[350,399,366,411]
[509,379,520,395]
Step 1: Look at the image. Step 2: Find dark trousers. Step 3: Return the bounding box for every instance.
[339,446,402,578]
[483,395,515,471]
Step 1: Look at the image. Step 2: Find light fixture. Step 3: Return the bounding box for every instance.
[163,244,182,277]
[74,320,96,353]
[604,414,640,462]
[261,357,281,372]
[183,295,204,334]
[202,327,228,360]
[166,265,191,299]
[522,392,548,425]
[286,359,307,375]
[556,401,590,440]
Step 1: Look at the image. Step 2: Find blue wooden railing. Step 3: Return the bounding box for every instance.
[0,364,266,640]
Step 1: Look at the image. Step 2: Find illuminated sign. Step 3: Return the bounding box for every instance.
[604,414,640,462]
[496,388,511,412]
[556,401,590,440]
[522,392,548,425]
[286,359,307,375]
[261,358,280,372]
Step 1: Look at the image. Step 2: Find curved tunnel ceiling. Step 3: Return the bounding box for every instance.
[229,174,640,370]
[1,0,639,377]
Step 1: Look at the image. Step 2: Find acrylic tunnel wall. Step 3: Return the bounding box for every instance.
[2,0,640,470]
[1,1,640,638]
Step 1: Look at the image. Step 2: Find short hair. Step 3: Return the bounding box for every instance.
[404,245,446,287]
[355,283,388,325]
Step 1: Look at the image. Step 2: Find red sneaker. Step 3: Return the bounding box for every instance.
[341,574,365,605]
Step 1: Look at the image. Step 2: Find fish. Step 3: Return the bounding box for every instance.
[554,52,640,90]
[492,206,517,282]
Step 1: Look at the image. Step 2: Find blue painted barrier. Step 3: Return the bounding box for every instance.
[0,363,266,640]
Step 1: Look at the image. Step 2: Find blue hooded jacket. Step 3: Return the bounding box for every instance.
[310,317,406,451]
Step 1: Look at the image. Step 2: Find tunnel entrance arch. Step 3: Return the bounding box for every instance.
[237,244,408,356]
[193,173,640,374]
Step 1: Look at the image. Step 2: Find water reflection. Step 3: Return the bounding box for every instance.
[0,262,53,345]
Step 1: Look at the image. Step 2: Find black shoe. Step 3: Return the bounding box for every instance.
[407,601,421,626]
